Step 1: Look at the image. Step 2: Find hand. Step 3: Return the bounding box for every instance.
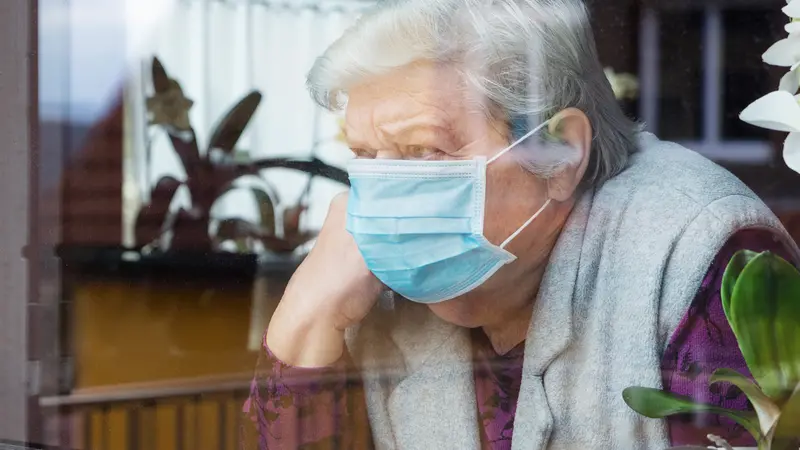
[266,193,384,367]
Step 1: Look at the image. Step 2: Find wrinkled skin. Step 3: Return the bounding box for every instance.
[268,60,593,364]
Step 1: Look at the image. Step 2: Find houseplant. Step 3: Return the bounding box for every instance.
[623,250,800,450]
[136,57,349,253]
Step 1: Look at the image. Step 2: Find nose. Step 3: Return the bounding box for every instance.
[375,149,404,160]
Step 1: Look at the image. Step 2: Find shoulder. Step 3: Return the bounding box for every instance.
[591,133,788,260]
[661,228,796,446]
[590,134,797,343]
[599,133,768,219]
[666,228,796,360]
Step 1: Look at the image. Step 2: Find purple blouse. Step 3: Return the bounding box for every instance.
[241,229,794,449]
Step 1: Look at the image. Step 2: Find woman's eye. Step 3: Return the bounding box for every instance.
[408,146,444,159]
[351,148,375,159]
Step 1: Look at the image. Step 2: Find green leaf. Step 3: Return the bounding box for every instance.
[622,387,762,440]
[710,368,780,437]
[721,250,759,323]
[769,383,800,450]
[728,251,800,401]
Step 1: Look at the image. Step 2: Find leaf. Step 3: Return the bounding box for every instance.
[134,177,181,246]
[215,218,264,242]
[151,57,171,93]
[283,203,307,238]
[721,250,759,322]
[622,387,762,441]
[207,91,262,155]
[728,252,800,401]
[251,187,276,235]
[148,58,201,179]
[769,383,800,450]
[710,368,780,437]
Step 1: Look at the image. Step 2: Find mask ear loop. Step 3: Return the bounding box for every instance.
[500,198,551,249]
[488,119,552,165]
[488,115,558,249]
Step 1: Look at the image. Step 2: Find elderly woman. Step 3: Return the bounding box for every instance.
[242,0,798,449]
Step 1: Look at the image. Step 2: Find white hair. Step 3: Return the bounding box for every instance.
[307,0,640,186]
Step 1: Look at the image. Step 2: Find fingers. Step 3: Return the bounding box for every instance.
[322,192,349,231]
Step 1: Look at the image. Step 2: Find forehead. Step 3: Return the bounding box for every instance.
[345,61,469,128]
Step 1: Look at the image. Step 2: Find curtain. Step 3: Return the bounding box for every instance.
[124,0,373,248]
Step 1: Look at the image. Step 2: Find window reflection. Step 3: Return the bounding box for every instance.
[21,0,800,449]
[656,10,704,141]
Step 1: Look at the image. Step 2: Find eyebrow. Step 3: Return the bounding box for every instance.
[378,116,457,150]
[344,126,374,151]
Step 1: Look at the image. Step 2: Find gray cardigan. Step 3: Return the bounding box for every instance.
[345,133,798,450]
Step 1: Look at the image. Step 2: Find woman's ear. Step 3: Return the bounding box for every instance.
[545,108,592,202]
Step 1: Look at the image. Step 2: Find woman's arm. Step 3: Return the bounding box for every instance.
[661,228,796,447]
[240,334,373,450]
[239,194,382,449]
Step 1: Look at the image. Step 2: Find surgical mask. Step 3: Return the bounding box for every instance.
[345,120,552,304]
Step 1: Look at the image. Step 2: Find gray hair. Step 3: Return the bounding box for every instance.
[307,0,639,187]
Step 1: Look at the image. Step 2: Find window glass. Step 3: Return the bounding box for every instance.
[722,7,782,140]
[6,1,800,449]
[657,10,705,141]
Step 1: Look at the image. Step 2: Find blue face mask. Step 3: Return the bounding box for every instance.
[345,121,552,304]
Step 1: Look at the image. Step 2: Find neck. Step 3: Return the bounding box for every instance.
[481,203,569,354]
[481,256,548,354]
[482,300,534,355]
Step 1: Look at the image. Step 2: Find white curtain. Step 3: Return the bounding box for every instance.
[124,0,372,247]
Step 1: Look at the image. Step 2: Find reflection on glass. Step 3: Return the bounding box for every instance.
[23,0,800,449]
[657,10,704,141]
[123,0,367,255]
[722,8,783,141]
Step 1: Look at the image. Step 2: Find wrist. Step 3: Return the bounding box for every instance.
[266,304,345,368]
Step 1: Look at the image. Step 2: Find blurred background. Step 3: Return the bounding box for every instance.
[3,0,800,448]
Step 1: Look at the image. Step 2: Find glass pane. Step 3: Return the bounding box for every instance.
[21,1,800,449]
[658,10,704,141]
[722,7,785,140]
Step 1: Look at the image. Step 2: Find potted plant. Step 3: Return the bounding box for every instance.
[623,251,800,450]
[137,57,349,254]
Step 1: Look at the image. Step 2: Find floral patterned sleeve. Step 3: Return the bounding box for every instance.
[240,336,373,450]
[662,229,796,447]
